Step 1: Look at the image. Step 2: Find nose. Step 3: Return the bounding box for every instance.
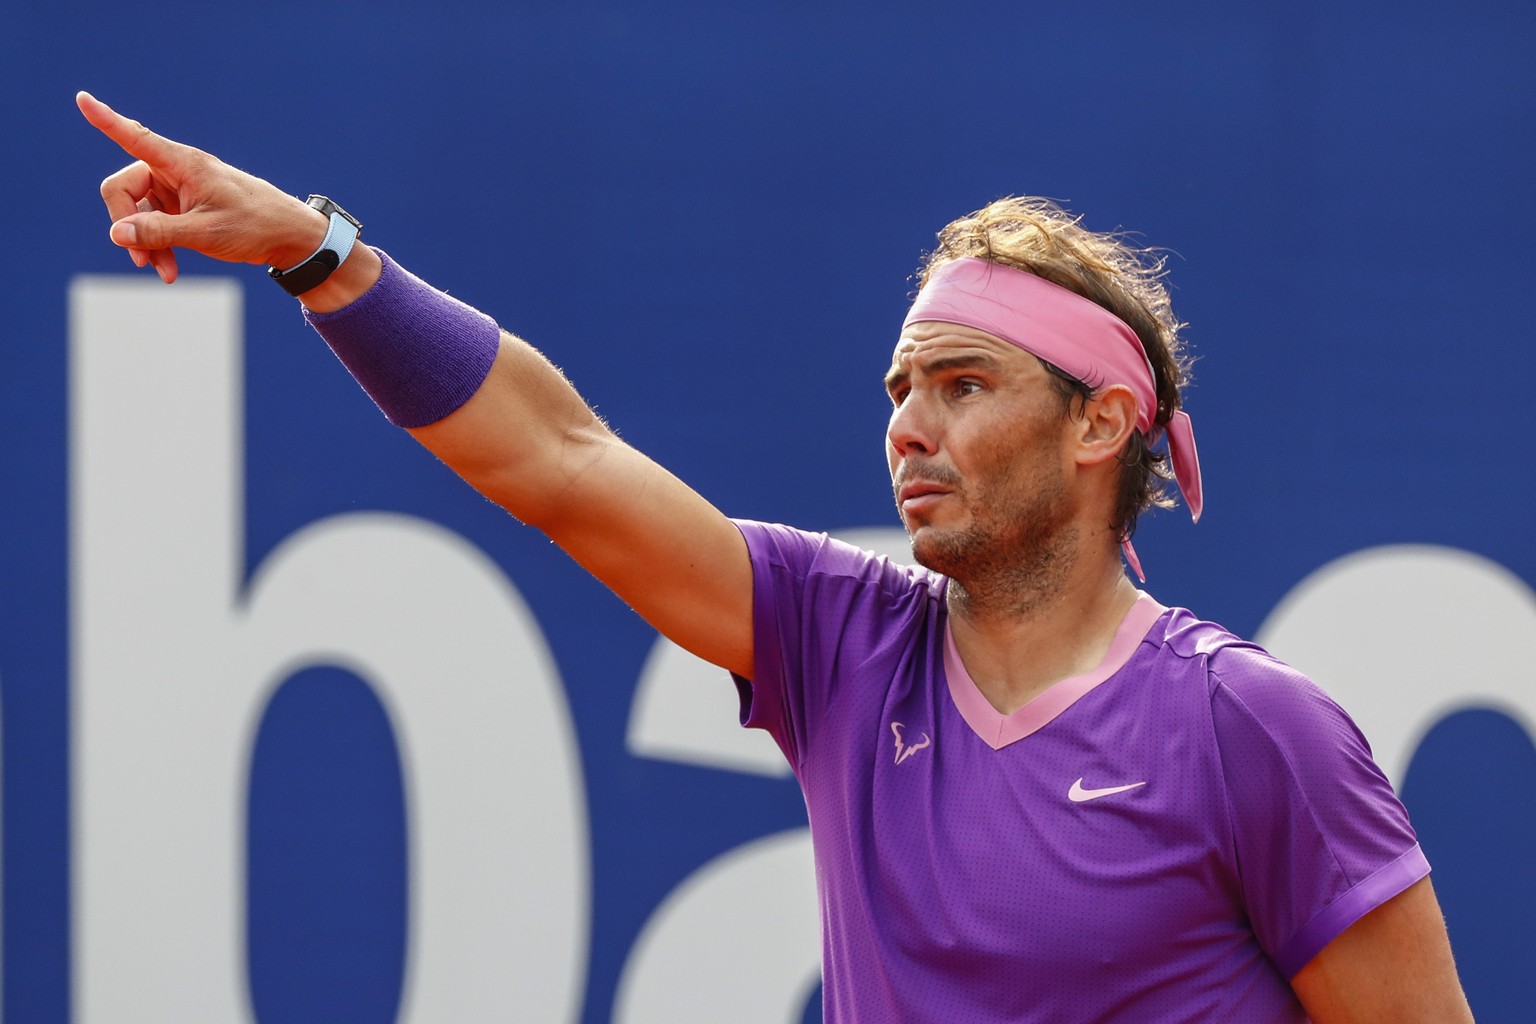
[887,392,938,461]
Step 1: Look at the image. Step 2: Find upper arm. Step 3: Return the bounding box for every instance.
[1209,656,1423,972]
[1290,877,1474,1023]
[408,333,755,677]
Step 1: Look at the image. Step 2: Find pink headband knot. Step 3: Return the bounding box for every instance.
[903,257,1203,580]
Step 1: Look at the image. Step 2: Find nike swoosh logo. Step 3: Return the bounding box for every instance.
[1068,778,1147,803]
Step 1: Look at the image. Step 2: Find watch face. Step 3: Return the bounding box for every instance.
[306,196,361,230]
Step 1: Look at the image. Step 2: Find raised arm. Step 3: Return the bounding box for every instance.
[78,91,754,677]
[1290,877,1475,1023]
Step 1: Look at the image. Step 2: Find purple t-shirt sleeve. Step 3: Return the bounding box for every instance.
[1209,647,1429,977]
[730,519,938,775]
[729,521,804,766]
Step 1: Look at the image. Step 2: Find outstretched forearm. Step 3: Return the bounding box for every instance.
[80,91,755,675]
[407,331,624,530]
[288,243,617,525]
[411,326,752,676]
[303,255,749,669]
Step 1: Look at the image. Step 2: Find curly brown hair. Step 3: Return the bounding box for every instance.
[917,196,1193,541]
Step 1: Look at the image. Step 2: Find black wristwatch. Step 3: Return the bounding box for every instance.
[267,196,363,296]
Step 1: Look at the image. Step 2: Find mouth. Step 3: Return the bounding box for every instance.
[897,480,952,515]
[898,481,946,501]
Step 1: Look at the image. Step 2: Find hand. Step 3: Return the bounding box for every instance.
[78,91,327,284]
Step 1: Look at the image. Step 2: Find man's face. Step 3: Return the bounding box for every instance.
[885,322,1080,584]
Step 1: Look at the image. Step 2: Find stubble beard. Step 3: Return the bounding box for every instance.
[908,468,1081,620]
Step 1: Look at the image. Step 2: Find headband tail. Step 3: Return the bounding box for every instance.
[1166,410,1203,523]
[1121,536,1147,583]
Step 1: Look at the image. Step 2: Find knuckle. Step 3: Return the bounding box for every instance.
[98,160,148,200]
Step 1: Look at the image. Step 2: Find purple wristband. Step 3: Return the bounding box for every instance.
[304,248,501,428]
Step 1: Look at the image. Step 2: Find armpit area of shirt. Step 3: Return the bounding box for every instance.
[943,592,1169,749]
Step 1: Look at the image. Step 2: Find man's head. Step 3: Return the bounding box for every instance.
[887,318,1114,605]
[910,196,1193,541]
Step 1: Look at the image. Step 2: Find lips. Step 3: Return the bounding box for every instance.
[897,479,954,517]
[898,481,950,503]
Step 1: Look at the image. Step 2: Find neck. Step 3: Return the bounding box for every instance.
[946,540,1141,715]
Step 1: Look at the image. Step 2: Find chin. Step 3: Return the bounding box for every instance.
[907,525,971,578]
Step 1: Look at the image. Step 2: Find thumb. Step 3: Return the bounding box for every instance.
[110,210,188,251]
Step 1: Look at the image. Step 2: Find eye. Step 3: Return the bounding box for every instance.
[952,378,983,398]
[888,385,910,407]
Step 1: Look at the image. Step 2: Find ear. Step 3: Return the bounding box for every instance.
[1072,384,1139,467]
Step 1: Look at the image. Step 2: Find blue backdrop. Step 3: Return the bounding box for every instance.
[3,1,1534,1021]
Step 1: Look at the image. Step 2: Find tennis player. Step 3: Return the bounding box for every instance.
[80,90,1475,1023]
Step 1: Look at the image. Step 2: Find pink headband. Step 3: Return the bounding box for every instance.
[902,257,1203,580]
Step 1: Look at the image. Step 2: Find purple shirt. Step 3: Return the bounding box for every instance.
[733,521,1427,1023]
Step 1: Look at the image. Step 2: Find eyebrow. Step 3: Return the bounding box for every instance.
[883,352,1004,395]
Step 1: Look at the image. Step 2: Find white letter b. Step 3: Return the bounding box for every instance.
[69,278,589,1023]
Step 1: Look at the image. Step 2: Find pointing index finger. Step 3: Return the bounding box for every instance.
[76,91,187,167]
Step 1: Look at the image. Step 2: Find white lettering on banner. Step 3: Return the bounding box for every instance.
[69,278,589,1023]
[627,526,912,776]
[1257,544,1536,788]
[627,635,789,777]
[614,830,819,1024]
[620,527,910,1022]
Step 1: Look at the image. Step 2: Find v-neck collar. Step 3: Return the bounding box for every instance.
[942,592,1168,750]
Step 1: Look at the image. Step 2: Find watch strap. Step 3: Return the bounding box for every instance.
[268,196,362,297]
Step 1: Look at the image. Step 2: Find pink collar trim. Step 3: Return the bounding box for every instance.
[943,592,1168,750]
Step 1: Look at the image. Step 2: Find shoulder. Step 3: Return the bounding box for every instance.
[1139,606,1366,753]
[732,519,945,604]
[1147,613,1420,972]
[1150,606,1266,667]
[731,522,949,744]
[1147,607,1333,710]
[1149,609,1396,818]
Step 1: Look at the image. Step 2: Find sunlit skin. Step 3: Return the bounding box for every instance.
[886,324,1081,603]
[884,321,1143,713]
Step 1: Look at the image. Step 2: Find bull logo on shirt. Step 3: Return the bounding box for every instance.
[891,722,932,765]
